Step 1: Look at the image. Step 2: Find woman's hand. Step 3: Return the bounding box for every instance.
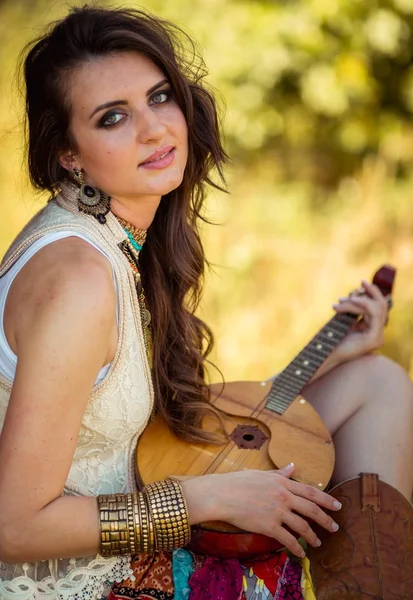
[308,279,389,383]
[181,463,341,557]
[330,279,389,364]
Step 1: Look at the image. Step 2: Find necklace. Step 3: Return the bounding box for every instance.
[116,216,147,251]
[116,216,153,368]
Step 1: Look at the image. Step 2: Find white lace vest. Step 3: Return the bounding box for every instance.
[0,182,154,599]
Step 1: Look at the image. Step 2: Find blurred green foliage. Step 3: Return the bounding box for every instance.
[1,0,413,381]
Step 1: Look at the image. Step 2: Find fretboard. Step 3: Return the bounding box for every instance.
[265,312,358,414]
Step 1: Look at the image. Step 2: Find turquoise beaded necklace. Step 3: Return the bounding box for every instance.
[124,228,143,252]
[116,216,147,251]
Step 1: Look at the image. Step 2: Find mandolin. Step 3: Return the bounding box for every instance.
[136,265,396,559]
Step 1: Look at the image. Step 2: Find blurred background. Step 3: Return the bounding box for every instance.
[1,0,413,382]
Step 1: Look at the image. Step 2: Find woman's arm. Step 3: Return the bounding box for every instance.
[0,238,117,562]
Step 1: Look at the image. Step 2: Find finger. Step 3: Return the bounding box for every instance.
[333,297,385,321]
[361,280,386,303]
[270,524,306,558]
[335,295,377,311]
[288,480,342,512]
[339,279,388,308]
[344,280,386,303]
[273,462,295,478]
[291,495,339,534]
[281,511,321,548]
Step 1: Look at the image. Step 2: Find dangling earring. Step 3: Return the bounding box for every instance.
[73,168,111,225]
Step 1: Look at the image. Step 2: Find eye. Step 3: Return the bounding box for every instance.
[99,111,125,127]
[149,90,172,105]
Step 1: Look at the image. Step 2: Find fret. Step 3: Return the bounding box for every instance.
[329,319,352,333]
[334,314,358,328]
[319,325,343,339]
[266,394,294,412]
[291,348,327,367]
[290,354,315,369]
[266,394,289,409]
[277,364,311,382]
[274,372,307,395]
[316,329,341,343]
[309,334,337,350]
[267,395,295,411]
[311,338,336,353]
[294,349,322,367]
[267,394,297,411]
[283,365,314,381]
[325,315,357,331]
[290,356,319,372]
[265,311,359,415]
[266,402,287,415]
[312,331,338,345]
[272,379,309,400]
[301,345,330,362]
[266,398,290,413]
[290,358,319,373]
[267,383,294,405]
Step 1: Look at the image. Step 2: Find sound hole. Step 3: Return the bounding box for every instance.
[230,424,268,450]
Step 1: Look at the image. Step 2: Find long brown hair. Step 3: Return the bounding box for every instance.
[21,5,228,441]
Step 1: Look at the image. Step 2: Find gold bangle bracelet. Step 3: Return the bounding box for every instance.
[137,491,152,553]
[126,493,136,555]
[132,492,141,553]
[143,479,191,551]
[97,494,131,557]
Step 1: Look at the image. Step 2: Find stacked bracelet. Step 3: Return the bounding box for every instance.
[143,479,191,550]
[98,494,131,556]
[97,479,190,557]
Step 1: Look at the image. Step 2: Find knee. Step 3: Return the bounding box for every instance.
[358,354,413,412]
[361,353,411,385]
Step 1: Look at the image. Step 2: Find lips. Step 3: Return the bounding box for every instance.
[140,145,174,165]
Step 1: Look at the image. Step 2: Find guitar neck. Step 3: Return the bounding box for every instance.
[265,311,358,414]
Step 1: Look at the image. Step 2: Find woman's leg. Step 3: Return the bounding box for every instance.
[302,353,413,499]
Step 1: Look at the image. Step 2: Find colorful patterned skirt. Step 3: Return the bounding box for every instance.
[105,550,316,600]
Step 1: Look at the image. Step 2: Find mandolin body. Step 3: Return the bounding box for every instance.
[136,380,334,559]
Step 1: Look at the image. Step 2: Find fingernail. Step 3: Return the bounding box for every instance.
[331,522,339,532]
[286,462,294,468]
[315,538,321,547]
[300,549,306,558]
[333,500,342,509]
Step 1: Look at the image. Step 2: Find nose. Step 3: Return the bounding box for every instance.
[137,107,167,143]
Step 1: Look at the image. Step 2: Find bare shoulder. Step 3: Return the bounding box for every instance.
[17,235,114,291]
[6,236,116,351]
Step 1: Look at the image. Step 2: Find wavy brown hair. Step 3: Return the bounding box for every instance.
[21,5,228,442]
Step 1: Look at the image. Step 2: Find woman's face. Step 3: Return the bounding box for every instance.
[62,51,188,207]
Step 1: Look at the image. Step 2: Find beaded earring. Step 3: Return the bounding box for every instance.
[73,168,111,225]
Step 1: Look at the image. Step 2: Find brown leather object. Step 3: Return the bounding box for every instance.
[309,473,413,599]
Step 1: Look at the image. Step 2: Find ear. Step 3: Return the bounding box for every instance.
[58,151,81,173]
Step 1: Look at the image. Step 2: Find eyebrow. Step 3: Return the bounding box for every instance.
[88,78,170,119]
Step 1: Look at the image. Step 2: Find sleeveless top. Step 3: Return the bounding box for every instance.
[0,181,155,600]
[0,230,116,384]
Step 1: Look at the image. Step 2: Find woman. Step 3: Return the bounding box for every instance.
[0,5,412,600]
